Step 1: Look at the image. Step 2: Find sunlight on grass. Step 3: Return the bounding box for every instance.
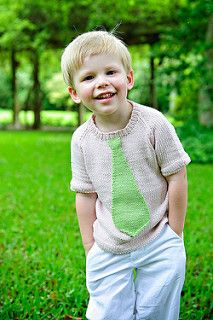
[0,109,78,127]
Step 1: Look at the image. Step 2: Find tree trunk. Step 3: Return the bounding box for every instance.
[11,49,20,128]
[32,51,42,129]
[150,56,158,109]
[198,14,213,127]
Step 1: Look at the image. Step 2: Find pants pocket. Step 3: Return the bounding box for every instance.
[166,223,183,241]
[86,242,97,263]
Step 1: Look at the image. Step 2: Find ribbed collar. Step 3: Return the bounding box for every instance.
[88,101,141,140]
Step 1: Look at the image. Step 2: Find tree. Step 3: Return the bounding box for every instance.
[0,0,34,127]
[160,0,213,125]
[1,0,207,126]
[0,0,70,128]
[198,13,213,126]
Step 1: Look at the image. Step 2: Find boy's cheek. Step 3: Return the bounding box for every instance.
[82,88,94,100]
[116,76,131,89]
[78,83,89,93]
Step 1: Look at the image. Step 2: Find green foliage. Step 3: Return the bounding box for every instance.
[173,78,200,120]
[176,120,213,163]
[0,110,78,128]
[0,0,68,51]
[0,0,212,124]
[155,54,202,115]
[44,73,73,110]
[0,131,212,319]
[173,0,212,55]
[157,0,213,120]
[128,45,150,105]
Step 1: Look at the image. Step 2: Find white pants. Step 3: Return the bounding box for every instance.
[86,223,186,320]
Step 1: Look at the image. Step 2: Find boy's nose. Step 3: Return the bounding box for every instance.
[96,75,109,88]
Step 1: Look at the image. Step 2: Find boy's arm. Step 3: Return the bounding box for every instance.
[165,167,188,237]
[76,192,97,255]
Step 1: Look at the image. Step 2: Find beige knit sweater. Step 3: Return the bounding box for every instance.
[71,102,191,254]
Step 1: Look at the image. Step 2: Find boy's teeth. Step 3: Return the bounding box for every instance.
[97,93,114,99]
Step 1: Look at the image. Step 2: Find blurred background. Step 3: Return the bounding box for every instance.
[0,0,212,319]
[0,0,212,127]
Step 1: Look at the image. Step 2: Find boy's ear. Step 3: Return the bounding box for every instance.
[127,70,134,90]
[68,87,81,104]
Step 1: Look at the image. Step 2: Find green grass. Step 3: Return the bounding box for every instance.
[0,131,212,319]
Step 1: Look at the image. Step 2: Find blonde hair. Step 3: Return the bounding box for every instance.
[61,30,132,87]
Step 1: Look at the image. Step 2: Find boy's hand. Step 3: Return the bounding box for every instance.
[169,225,183,238]
[85,241,95,256]
[176,232,183,239]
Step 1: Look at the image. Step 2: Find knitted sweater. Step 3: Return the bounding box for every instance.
[70,102,191,254]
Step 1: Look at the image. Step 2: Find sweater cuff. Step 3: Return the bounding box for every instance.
[70,180,96,193]
[161,154,191,177]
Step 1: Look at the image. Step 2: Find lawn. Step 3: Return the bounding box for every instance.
[0,131,212,320]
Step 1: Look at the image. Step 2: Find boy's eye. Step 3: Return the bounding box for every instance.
[106,70,116,75]
[83,75,94,81]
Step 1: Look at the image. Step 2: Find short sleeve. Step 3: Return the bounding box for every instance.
[70,133,95,193]
[154,113,191,176]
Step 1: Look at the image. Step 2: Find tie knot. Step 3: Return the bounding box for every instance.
[108,137,122,150]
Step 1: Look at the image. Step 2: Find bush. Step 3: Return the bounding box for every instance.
[176,120,213,163]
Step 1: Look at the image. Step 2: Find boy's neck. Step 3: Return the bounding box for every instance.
[93,101,133,133]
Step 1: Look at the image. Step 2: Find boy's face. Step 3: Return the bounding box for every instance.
[68,53,134,118]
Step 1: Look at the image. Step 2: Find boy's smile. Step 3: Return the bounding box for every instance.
[69,53,134,129]
[95,92,116,101]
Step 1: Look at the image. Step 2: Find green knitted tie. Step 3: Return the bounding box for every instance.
[108,137,150,237]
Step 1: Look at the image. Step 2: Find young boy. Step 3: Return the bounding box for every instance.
[61,31,191,320]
